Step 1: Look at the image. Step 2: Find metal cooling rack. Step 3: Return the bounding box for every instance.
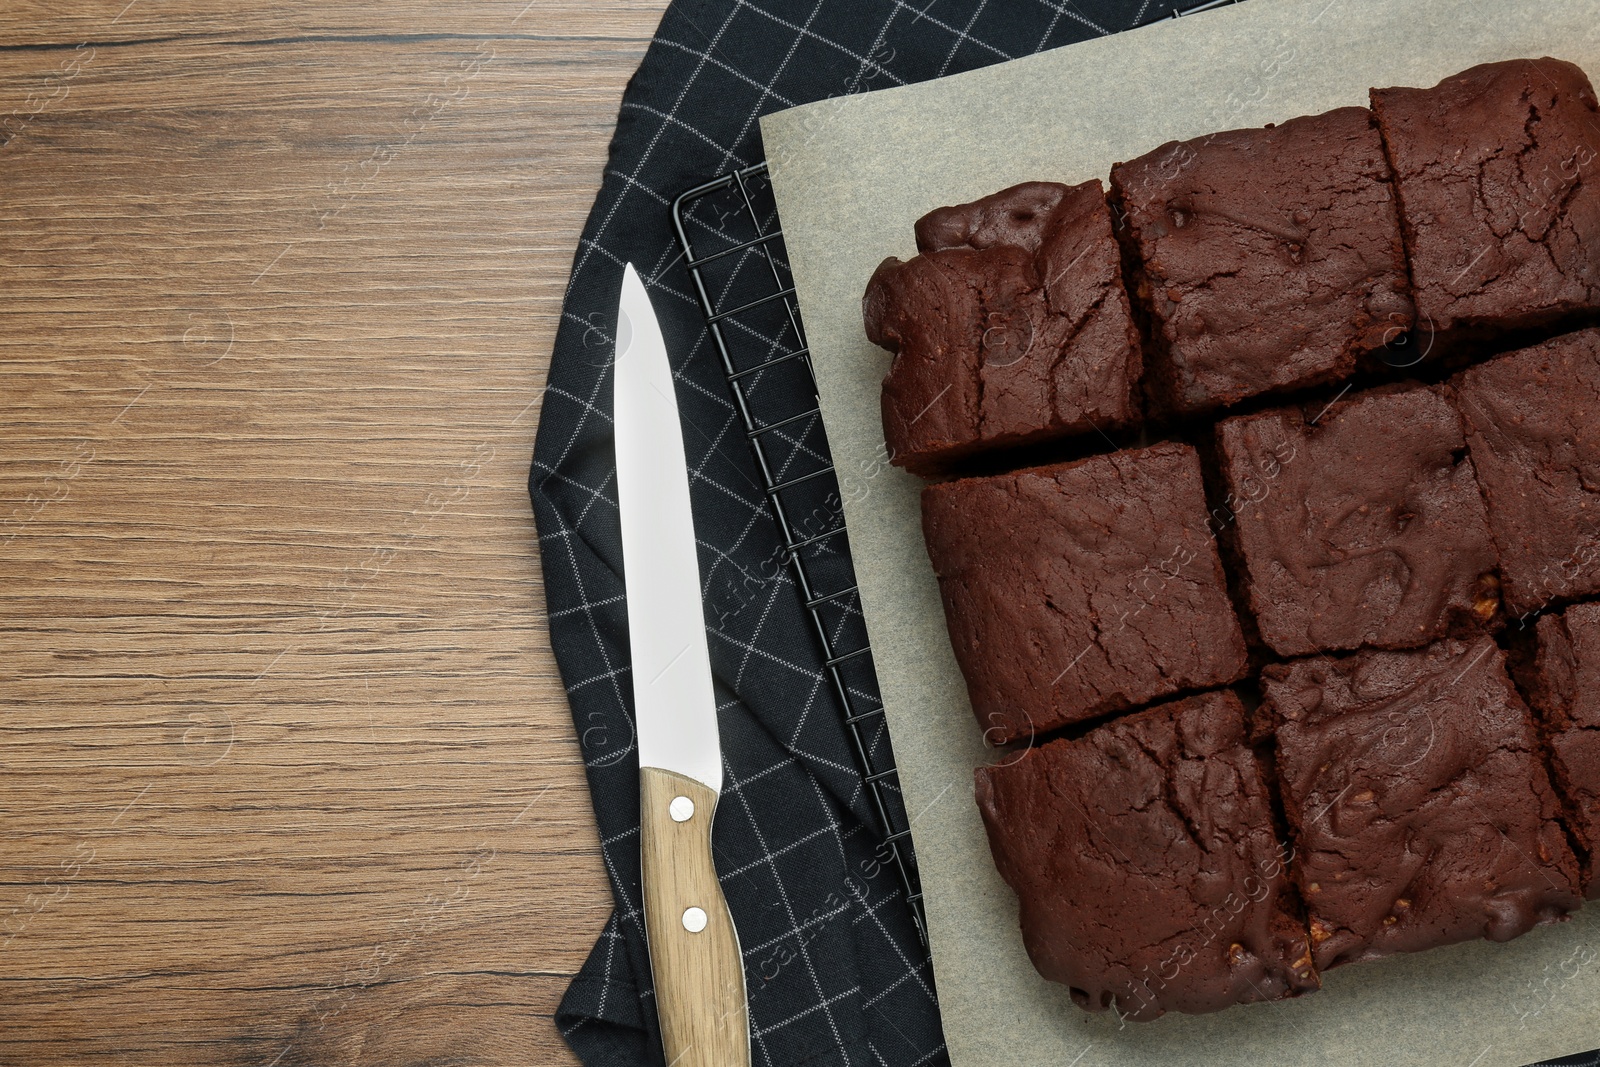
[671,164,927,946]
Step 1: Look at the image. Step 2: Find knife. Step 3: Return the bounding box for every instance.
[613,263,751,1067]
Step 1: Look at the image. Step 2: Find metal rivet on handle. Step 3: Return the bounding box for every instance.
[669,795,694,822]
[682,907,707,933]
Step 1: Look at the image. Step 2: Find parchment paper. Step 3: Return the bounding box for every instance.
[760,1,1600,1064]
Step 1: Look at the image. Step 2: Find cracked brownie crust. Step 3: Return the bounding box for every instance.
[1110,106,1414,416]
[863,56,1600,1020]
[1260,637,1583,970]
[1450,327,1600,618]
[1372,58,1600,342]
[921,442,1248,745]
[1528,602,1600,899]
[975,690,1317,1020]
[864,181,1143,475]
[1216,386,1501,658]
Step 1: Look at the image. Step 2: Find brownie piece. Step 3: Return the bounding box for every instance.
[1527,602,1600,899]
[922,442,1248,744]
[1372,59,1600,344]
[1110,107,1413,416]
[864,181,1143,475]
[976,690,1317,1021]
[1260,637,1583,971]
[1215,386,1500,658]
[1449,328,1600,619]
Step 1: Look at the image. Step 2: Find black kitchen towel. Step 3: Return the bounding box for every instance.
[528,2,1600,1065]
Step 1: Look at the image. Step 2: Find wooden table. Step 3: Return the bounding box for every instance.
[1,4,668,1062]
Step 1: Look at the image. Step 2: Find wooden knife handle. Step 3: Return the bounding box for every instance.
[640,766,750,1067]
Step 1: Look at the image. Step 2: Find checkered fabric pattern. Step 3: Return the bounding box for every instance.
[528,1,1600,1064]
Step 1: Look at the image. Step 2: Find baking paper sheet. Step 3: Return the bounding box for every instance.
[760,1,1600,1063]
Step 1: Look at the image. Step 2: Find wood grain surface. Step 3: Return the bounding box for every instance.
[1,3,669,1063]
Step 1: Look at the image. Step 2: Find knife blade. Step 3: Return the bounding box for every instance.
[613,262,750,1067]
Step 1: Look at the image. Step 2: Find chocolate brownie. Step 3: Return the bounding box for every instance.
[976,690,1317,1020]
[1110,107,1413,416]
[1215,386,1500,658]
[1260,637,1583,970]
[1450,328,1600,619]
[864,181,1143,475]
[1371,59,1600,345]
[1526,602,1600,899]
[922,442,1248,745]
